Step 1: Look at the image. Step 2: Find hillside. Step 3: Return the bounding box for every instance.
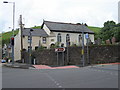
[2,30,19,46]
[1,26,101,46]
[88,26,101,34]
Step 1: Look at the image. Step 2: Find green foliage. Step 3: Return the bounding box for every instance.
[112,27,120,42]
[36,46,47,51]
[1,26,41,46]
[50,42,60,48]
[104,21,116,27]
[88,26,101,34]
[2,30,19,46]
[32,26,41,29]
[88,26,102,40]
[99,20,120,42]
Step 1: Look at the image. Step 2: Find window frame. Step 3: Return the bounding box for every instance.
[66,34,70,46]
[78,34,82,43]
[42,37,47,44]
[57,33,62,43]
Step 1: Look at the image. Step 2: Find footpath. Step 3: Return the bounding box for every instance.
[3,63,34,69]
[3,62,120,70]
[89,63,120,71]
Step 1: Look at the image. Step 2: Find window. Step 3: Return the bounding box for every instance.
[42,37,46,44]
[78,34,82,42]
[66,34,70,46]
[57,33,62,42]
[28,36,30,43]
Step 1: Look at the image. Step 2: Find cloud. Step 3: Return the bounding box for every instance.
[0,0,119,32]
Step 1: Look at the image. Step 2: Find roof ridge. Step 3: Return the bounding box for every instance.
[44,20,82,26]
[23,28,43,30]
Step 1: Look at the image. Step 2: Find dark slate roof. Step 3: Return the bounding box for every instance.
[43,21,94,34]
[22,28,48,37]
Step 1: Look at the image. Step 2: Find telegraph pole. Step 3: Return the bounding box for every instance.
[19,15,23,63]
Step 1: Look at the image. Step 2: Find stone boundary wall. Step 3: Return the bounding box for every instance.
[22,45,120,65]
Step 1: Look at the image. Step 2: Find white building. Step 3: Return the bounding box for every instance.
[14,20,95,61]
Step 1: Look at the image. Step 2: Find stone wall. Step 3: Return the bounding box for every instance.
[23,45,120,65]
[89,45,120,64]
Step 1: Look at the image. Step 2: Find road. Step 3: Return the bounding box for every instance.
[2,64,119,88]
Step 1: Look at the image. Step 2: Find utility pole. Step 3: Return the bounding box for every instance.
[81,24,85,67]
[29,29,33,64]
[67,42,69,65]
[66,35,70,65]
[19,15,23,63]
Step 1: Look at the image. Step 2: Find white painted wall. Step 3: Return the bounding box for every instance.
[47,32,94,47]
[43,24,51,35]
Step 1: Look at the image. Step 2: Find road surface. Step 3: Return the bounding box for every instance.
[2,64,119,88]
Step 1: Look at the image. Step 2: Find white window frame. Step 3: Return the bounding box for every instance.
[57,33,62,43]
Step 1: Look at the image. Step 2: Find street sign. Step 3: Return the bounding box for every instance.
[55,48,65,52]
[85,33,89,39]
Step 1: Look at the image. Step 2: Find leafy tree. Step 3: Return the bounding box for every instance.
[99,20,120,42]
[112,27,120,42]
[104,21,116,27]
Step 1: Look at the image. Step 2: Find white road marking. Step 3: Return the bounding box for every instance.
[46,73,63,88]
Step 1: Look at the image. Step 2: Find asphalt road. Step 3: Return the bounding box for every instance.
[2,64,119,88]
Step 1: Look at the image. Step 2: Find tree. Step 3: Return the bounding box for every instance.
[99,20,120,43]
[104,21,116,27]
[112,27,120,42]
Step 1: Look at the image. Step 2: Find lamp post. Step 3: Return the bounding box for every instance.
[3,1,15,36]
[3,1,15,65]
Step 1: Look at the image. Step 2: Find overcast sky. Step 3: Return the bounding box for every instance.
[0,0,119,32]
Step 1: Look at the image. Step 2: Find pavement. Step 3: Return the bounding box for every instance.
[3,62,34,69]
[33,65,80,69]
[3,62,120,69]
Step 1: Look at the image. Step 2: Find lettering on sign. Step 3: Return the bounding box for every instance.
[55,48,65,52]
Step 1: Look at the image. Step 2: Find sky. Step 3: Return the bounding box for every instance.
[0,0,119,33]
